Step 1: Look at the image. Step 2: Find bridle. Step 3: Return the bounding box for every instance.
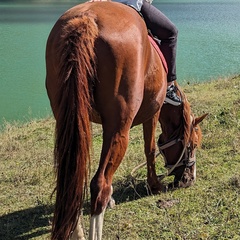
[156,116,196,180]
[130,115,198,185]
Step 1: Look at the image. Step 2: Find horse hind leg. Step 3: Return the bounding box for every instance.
[89,120,132,240]
[71,216,85,240]
[89,184,115,240]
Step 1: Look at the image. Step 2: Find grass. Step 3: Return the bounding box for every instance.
[0,75,240,239]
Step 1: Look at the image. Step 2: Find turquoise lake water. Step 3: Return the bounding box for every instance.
[0,1,240,124]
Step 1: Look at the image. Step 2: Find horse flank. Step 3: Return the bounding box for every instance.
[52,14,98,240]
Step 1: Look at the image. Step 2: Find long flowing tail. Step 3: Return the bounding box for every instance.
[51,13,98,240]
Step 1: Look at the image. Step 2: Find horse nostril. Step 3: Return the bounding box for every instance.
[182,175,188,183]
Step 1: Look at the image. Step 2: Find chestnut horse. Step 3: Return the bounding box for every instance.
[45,1,207,239]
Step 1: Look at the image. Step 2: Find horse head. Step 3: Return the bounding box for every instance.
[158,86,207,189]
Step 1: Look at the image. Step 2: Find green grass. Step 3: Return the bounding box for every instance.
[1,76,240,239]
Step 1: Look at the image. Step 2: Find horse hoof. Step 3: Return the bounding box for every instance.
[167,181,179,190]
[149,184,165,194]
[108,196,115,209]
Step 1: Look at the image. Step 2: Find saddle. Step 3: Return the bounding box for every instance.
[148,34,168,73]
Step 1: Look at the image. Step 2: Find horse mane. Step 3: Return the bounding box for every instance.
[177,83,202,147]
[182,92,192,145]
[175,83,192,145]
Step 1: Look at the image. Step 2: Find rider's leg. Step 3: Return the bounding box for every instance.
[141,0,181,106]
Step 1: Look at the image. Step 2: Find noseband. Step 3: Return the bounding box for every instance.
[157,138,196,177]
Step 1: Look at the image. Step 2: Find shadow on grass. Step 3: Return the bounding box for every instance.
[112,176,151,204]
[0,204,53,240]
[0,177,162,239]
[112,175,179,204]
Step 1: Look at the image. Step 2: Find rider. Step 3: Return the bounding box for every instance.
[114,0,182,106]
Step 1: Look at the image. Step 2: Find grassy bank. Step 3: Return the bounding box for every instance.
[1,76,240,239]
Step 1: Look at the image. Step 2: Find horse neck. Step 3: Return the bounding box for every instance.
[159,104,184,142]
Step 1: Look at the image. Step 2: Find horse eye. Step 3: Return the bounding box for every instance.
[194,127,198,131]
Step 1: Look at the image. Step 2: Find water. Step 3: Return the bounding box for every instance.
[0,1,240,125]
[157,1,240,81]
[0,3,75,125]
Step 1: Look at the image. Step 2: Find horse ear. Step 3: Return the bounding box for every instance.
[194,113,208,126]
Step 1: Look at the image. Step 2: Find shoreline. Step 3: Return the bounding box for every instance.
[0,74,239,131]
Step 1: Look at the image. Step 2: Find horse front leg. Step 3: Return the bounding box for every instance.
[89,126,130,240]
[143,112,163,194]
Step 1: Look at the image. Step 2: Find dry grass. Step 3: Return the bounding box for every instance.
[0,76,240,239]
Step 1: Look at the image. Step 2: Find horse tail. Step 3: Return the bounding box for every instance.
[51,14,98,240]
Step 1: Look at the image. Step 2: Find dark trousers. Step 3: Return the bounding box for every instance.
[141,0,178,82]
